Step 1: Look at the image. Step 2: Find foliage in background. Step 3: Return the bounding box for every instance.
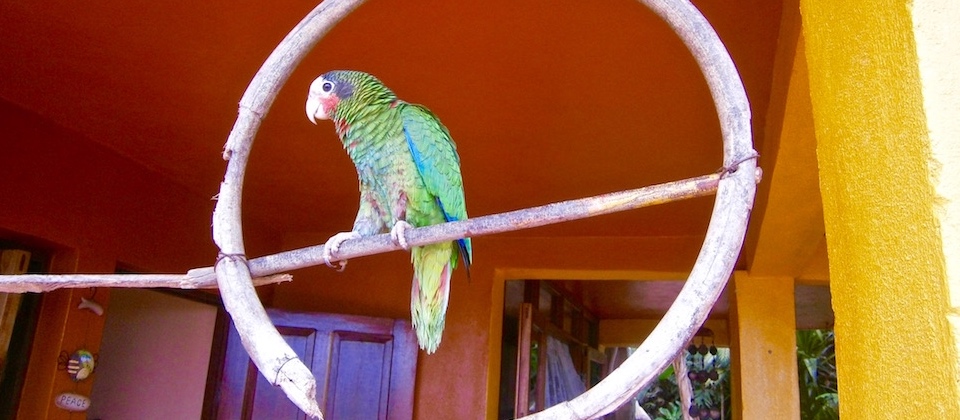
[637,330,838,420]
[638,348,731,419]
[655,401,683,420]
[797,329,838,420]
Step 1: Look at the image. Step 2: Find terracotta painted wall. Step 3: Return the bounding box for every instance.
[0,100,281,272]
[0,99,279,418]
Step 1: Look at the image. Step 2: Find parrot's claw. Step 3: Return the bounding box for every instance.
[323,256,348,272]
[322,231,361,271]
[390,221,413,250]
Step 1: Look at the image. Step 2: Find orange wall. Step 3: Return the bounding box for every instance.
[0,100,280,272]
[0,99,278,418]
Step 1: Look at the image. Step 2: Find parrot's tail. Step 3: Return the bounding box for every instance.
[410,242,453,354]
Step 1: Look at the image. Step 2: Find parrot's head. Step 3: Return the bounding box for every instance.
[306,70,396,125]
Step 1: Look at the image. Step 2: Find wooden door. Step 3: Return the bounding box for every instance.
[216,309,418,420]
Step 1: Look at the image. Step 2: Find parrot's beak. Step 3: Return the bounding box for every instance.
[305,95,322,125]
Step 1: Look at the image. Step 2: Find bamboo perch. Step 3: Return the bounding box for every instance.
[207,0,757,413]
[0,172,723,293]
[0,172,727,293]
[187,172,724,284]
[0,273,290,293]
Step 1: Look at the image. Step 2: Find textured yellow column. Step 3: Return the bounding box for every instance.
[800,0,960,417]
[730,272,799,419]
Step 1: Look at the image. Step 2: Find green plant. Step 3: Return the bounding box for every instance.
[638,347,730,419]
[796,329,838,420]
[656,401,683,420]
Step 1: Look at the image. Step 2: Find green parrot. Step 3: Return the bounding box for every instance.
[305,70,472,354]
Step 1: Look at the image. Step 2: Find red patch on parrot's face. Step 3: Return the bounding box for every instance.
[321,95,340,118]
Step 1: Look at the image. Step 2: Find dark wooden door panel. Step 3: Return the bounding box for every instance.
[217,310,418,420]
[327,331,393,419]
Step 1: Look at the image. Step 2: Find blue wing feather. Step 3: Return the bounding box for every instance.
[400,103,472,271]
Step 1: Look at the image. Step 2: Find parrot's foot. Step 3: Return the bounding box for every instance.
[322,231,361,271]
[390,221,413,250]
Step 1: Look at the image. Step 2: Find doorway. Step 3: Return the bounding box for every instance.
[88,289,221,419]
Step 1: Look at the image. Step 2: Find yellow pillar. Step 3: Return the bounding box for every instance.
[730,272,799,419]
[800,0,960,417]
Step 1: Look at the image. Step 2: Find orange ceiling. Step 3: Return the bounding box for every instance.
[0,0,782,240]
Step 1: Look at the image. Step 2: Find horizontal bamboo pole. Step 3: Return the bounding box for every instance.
[0,273,291,293]
[0,172,721,293]
[189,172,722,282]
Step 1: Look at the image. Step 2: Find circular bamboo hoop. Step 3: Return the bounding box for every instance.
[213,0,756,419]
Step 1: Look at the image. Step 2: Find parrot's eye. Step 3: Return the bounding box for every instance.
[321,81,334,93]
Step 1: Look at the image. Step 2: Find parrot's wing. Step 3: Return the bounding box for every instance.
[400,103,472,268]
